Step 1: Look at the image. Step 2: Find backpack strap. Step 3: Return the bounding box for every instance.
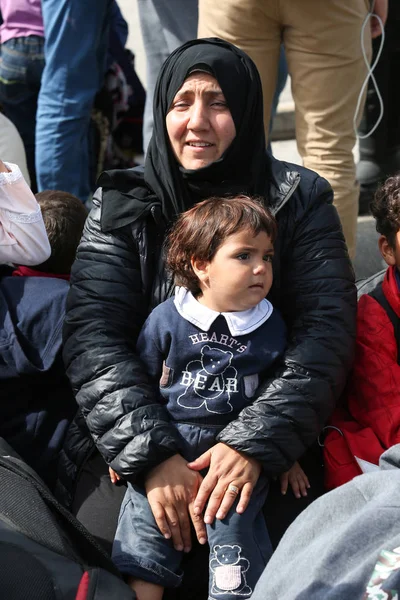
[0,439,120,576]
[356,268,386,300]
[368,283,400,365]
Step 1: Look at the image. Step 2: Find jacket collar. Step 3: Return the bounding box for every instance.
[99,155,301,232]
[265,154,301,216]
[173,286,273,336]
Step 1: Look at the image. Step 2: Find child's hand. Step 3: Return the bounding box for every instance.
[109,467,121,484]
[280,461,310,499]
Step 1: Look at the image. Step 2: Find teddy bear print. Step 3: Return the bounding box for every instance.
[210,544,252,597]
[177,345,238,414]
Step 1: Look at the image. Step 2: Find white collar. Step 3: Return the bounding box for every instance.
[173,287,273,336]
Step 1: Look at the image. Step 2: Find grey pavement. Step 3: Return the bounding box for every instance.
[119,1,383,281]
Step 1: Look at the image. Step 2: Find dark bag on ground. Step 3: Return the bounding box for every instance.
[0,438,135,599]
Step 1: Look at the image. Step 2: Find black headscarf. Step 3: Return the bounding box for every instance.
[100,38,269,230]
[145,38,268,219]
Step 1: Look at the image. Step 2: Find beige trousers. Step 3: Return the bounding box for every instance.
[198,0,372,258]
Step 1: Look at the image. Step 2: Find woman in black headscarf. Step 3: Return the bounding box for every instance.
[61,38,356,561]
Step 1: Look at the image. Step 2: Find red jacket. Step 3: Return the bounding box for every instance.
[324,265,400,490]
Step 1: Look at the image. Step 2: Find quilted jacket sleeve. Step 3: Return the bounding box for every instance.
[346,293,400,450]
[62,188,182,481]
[217,174,357,475]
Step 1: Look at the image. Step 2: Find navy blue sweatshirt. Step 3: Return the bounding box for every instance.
[137,288,287,426]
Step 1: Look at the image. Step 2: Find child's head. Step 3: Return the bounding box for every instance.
[370,175,400,268]
[33,190,87,275]
[166,195,277,312]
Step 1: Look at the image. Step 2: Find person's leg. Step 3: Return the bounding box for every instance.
[152,0,198,48]
[385,0,400,169]
[358,0,400,213]
[36,0,111,201]
[198,0,281,145]
[268,45,289,154]
[356,30,389,214]
[0,114,31,184]
[112,483,183,592]
[71,451,127,555]
[283,0,372,258]
[206,477,271,600]
[137,0,198,152]
[0,36,44,191]
[137,0,167,153]
[271,46,288,127]
[263,443,325,549]
[127,579,163,600]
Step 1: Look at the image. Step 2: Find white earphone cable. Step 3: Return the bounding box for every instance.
[353,1,386,140]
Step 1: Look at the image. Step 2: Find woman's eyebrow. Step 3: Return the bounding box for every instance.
[175,88,224,99]
[206,89,224,96]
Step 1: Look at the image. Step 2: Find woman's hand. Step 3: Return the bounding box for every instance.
[280,461,310,499]
[145,454,207,552]
[188,443,261,524]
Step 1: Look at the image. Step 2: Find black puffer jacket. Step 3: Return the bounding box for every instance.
[61,157,356,492]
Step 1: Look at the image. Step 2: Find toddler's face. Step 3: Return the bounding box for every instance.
[195,228,274,312]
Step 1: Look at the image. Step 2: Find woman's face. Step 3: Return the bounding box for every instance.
[166,73,236,170]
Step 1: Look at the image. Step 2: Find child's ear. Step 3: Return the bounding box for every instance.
[191,257,210,284]
[378,235,396,266]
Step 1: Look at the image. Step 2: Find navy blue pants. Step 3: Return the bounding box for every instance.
[113,477,271,599]
[0,36,44,191]
[36,0,111,201]
[113,424,272,599]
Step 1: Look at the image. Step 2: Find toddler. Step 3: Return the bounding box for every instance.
[111,195,309,600]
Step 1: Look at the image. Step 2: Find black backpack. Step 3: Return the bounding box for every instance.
[0,438,135,599]
[357,269,400,364]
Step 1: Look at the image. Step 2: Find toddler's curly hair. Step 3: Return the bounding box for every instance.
[166,195,277,296]
[370,174,400,247]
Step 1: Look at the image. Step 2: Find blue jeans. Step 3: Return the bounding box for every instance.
[0,36,44,192]
[113,477,271,599]
[137,0,198,152]
[36,0,112,201]
[112,424,272,599]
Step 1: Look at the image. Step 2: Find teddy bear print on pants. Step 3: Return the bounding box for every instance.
[210,544,252,597]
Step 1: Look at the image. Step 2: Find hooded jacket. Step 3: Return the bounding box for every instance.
[251,444,400,600]
[324,265,400,490]
[60,39,356,500]
[0,274,76,488]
